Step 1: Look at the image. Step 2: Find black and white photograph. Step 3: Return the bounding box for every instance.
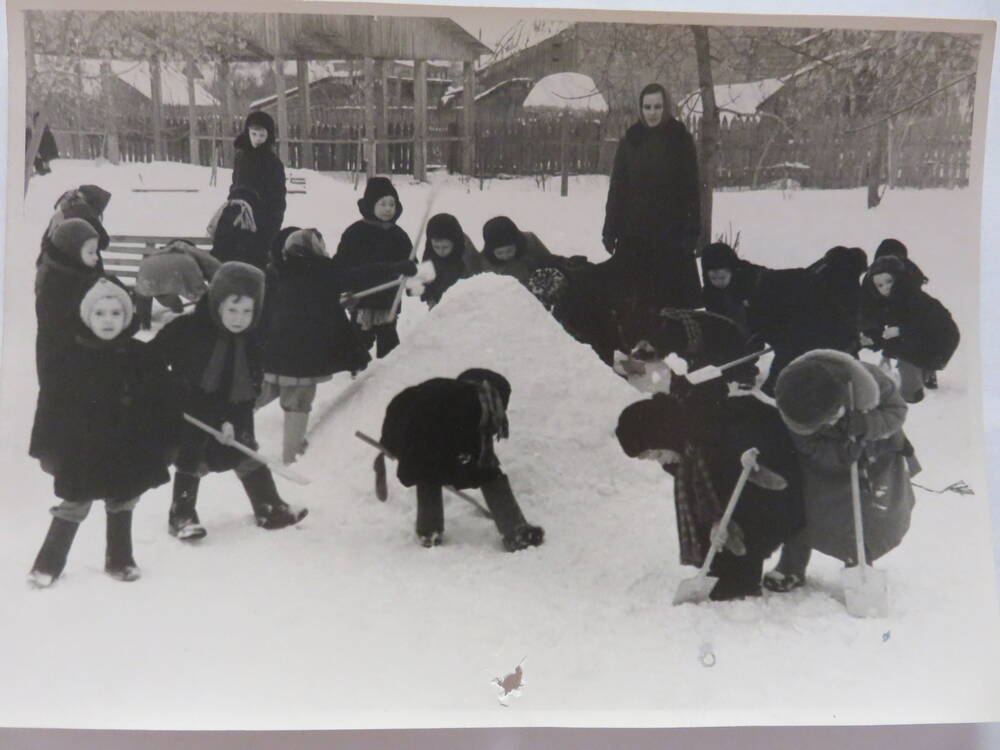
[2,0,1000,731]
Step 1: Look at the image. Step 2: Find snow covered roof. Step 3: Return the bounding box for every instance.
[522,72,608,113]
[441,77,534,106]
[679,78,785,123]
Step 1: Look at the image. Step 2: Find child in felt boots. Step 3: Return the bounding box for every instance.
[858,256,959,403]
[258,227,417,464]
[334,177,413,359]
[28,278,182,587]
[378,368,544,551]
[151,261,307,541]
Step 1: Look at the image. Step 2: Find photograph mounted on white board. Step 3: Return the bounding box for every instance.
[3,0,1000,729]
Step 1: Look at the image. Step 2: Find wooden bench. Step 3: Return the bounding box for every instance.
[105,235,213,329]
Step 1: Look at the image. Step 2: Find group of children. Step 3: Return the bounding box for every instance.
[26,108,959,605]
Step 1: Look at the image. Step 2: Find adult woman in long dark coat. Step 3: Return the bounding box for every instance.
[602,83,702,319]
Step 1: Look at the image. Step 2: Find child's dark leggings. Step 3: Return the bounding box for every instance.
[416,473,527,539]
[371,323,399,358]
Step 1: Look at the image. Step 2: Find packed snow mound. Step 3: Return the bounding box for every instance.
[305,273,647,514]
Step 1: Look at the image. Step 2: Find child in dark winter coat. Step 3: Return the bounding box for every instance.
[231,111,286,253]
[28,278,182,587]
[34,218,108,376]
[874,238,929,287]
[334,177,413,358]
[419,213,482,308]
[764,349,917,592]
[699,242,767,335]
[480,216,569,287]
[747,245,867,395]
[858,256,959,403]
[379,368,545,551]
[208,186,266,269]
[151,261,307,541]
[616,389,805,600]
[258,227,418,464]
[37,184,112,269]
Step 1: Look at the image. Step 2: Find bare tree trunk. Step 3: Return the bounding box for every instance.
[413,59,427,182]
[186,58,198,166]
[462,61,476,179]
[691,25,718,250]
[298,59,313,170]
[151,54,164,161]
[364,56,376,178]
[100,60,121,165]
[867,119,887,208]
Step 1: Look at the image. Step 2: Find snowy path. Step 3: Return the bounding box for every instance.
[0,161,997,729]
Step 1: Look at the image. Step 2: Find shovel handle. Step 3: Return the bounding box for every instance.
[846,384,869,578]
[354,431,493,519]
[182,413,311,486]
[686,347,773,383]
[700,448,759,574]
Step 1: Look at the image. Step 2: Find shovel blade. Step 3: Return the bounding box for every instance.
[686,365,722,385]
[842,565,889,618]
[672,573,718,606]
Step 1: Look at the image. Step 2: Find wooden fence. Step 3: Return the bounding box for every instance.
[48,108,972,190]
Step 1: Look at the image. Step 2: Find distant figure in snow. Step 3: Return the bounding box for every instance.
[858,256,959,403]
[334,177,414,359]
[480,215,570,287]
[419,213,482,308]
[258,226,417,464]
[150,262,308,541]
[27,112,59,176]
[231,111,286,254]
[378,368,545,551]
[603,82,702,320]
[764,349,918,592]
[616,388,804,600]
[27,278,182,588]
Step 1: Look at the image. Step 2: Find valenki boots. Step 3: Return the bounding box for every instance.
[169,471,207,541]
[480,474,544,552]
[105,510,141,582]
[282,411,310,465]
[28,517,80,588]
[239,465,308,529]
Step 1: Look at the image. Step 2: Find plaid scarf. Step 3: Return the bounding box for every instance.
[206,200,257,238]
[673,440,724,566]
[199,333,256,404]
[475,381,509,471]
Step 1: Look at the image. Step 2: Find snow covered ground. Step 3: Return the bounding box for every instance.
[1,160,998,729]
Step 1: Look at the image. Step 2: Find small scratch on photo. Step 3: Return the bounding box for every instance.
[492,656,526,707]
[882,631,891,642]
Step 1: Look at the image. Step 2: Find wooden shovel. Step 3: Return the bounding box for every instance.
[841,384,890,618]
[673,448,759,606]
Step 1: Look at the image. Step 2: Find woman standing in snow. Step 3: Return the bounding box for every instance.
[602,83,702,318]
[764,349,918,592]
[231,111,286,254]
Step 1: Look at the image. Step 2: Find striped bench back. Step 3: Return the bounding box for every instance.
[105,235,213,285]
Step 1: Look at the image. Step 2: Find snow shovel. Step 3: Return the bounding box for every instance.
[183,413,311,486]
[685,347,773,385]
[388,182,442,321]
[354,431,493,519]
[673,448,759,606]
[841,386,889,618]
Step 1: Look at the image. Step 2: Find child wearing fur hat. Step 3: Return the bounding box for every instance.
[615,389,804,600]
[258,227,418,463]
[37,184,112,270]
[135,239,222,317]
[334,177,413,358]
[28,277,182,587]
[231,112,286,253]
[763,349,918,592]
[378,368,545,551]
[419,213,482,308]
[480,216,568,287]
[34,217,110,376]
[858,256,959,402]
[151,261,307,540]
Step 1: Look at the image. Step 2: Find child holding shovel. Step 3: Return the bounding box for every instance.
[764,349,918,592]
[616,389,804,601]
[150,261,307,541]
[377,368,544,551]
